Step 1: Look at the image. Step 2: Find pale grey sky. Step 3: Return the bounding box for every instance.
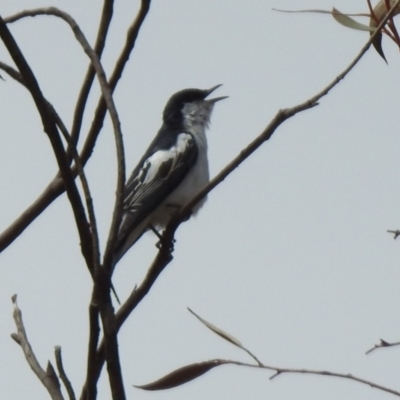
[1,1,400,399]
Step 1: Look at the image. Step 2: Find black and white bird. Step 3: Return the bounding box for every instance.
[113,85,227,265]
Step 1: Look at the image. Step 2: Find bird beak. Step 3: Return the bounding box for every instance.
[206,84,228,104]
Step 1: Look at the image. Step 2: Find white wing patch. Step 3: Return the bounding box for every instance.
[143,133,191,182]
[123,133,193,211]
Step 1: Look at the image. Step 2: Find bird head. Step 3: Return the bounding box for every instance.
[163,85,227,129]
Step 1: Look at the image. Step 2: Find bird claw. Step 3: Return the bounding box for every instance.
[155,237,176,252]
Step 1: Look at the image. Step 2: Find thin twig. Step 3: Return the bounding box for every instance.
[387,229,400,239]
[68,0,114,162]
[11,295,64,400]
[55,346,76,400]
[366,338,400,354]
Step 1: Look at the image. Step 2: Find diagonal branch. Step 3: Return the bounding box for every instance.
[68,0,114,162]
[6,8,125,269]
[0,15,93,268]
[55,346,76,400]
[0,0,151,257]
[82,2,400,388]
[0,62,101,272]
[11,295,64,400]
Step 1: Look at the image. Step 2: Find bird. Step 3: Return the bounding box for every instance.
[112,85,227,266]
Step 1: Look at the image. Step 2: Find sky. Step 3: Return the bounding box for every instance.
[1,1,400,399]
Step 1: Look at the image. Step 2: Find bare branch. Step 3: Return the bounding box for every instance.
[134,358,400,397]
[11,295,64,400]
[82,303,101,400]
[366,338,400,354]
[99,301,125,400]
[69,0,115,162]
[170,0,400,230]
[263,363,400,397]
[0,14,93,268]
[0,0,151,258]
[5,8,125,271]
[55,347,76,400]
[0,60,25,84]
[0,62,100,271]
[51,111,101,271]
[387,229,400,239]
[83,8,398,386]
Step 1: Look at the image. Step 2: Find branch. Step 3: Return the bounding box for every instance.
[0,15,93,268]
[263,362,400,397]
[52,111,101,271]
[68,0,114,162]
[83,6,398,386]
[366,338,400,354]
[0,0,151,257]
[137,358,400,397]
[55,346,76,400]
[387,229,400,239]
[99,300,125,400]
[171,0,400,229]
[6,8,125,269]
[11,295,64,400]
[0,62,101,271]
[82,304,101,400]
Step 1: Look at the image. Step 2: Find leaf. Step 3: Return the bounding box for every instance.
[187,308,264,366]
[332,8,375,31]
[187,307,242,348]
[369,0,400,61]
[134,360,226,390]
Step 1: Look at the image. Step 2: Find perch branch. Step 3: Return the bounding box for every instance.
[85,4,397,386]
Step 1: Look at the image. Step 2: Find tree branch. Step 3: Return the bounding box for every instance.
[0,14,93,268]
[366,338,400,354]
[99,300,125,400]
[6,8,125,268]
[68,0,114,162]
[0,0,151,257]
[83,4,400,387]
[55,346,76,400]
[0,62,101,272]
[11,295,64,400]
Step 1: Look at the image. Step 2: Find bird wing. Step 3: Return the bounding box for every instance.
[114,132,198,256]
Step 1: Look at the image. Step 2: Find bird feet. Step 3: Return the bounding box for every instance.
[149,224,176,252]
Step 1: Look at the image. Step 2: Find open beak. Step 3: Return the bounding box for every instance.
[206,84,228,103]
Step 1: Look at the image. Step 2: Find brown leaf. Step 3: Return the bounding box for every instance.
[134,360,226,391]
[188,307,243,348]
[369,0,400,61]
